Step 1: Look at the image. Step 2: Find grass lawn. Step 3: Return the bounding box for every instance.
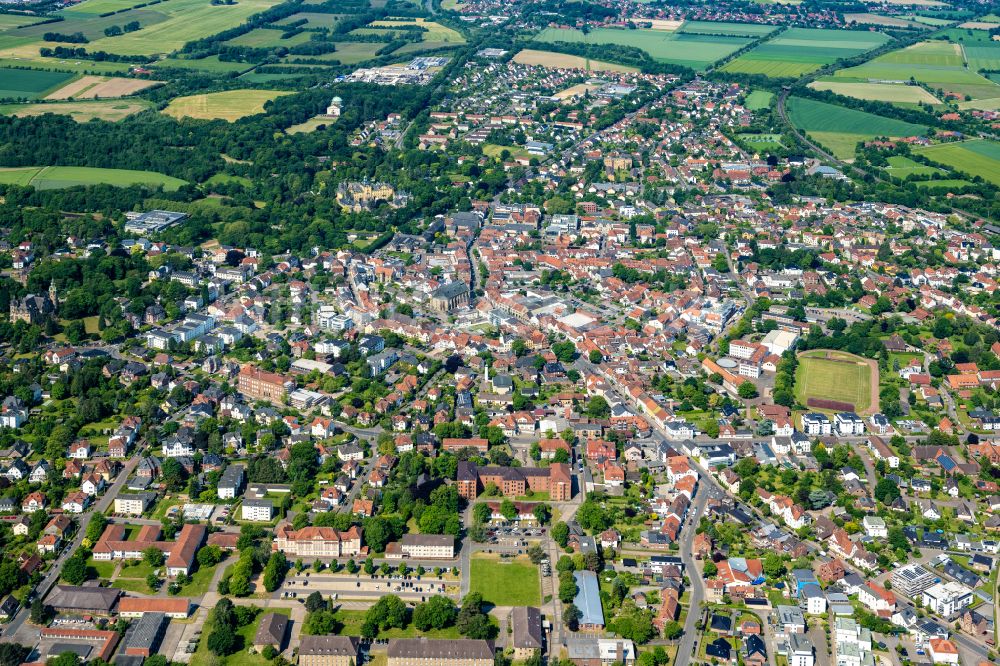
[190,607,290,666]
[117,559,158,579]
[112,578,157,595]
[469,554,540,607]
[794,349,876,413]
[86,558,117,579]
[330,609,467,639]
[744,90,773,110]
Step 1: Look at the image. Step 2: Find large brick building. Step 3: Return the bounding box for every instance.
[238,365,294,404]
[457,462,571,501]
[273,523,363,558]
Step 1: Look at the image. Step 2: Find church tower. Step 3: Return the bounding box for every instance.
[48,279,58,312]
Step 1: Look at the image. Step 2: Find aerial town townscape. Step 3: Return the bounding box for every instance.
[3,0,1000,665]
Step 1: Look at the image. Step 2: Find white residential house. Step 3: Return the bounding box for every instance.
[241,498,273,522]
[68,442,91,459]
[834,412,865,436]
[922,582,973,617]
[788,633,815,666]
[862,516,888,539]
[801,413,832,436]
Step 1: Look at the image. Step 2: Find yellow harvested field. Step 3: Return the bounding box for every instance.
[0,99,150,122]
[958,21,1000,29]
[163,89,293,121]
[553,83,603,100]
[46,75,160,100]
[512,49,638,73]
[286,115,337,133]
[808,81,942,105]
[634,18,683,30]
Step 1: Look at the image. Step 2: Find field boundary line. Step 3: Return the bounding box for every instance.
[27,166,50,187]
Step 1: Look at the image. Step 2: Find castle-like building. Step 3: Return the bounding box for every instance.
[9,281,57,325]
[335,180,410,213]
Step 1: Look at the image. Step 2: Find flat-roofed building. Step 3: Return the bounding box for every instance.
[890,563,936,597]
[124,612,167,657]
[298,636,360,666]
[387,638,494,666]
[118,597,191,619]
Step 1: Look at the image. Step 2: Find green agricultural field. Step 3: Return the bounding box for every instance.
[722,27,890,77]
[153,55,255,73]
[678,20,777,37]
[913,139,1000,185]
[0,57,132,74]
[795,349,876,414]
[884,155,944,177]
[163,89,293,121]
[0,15,42,28]
[0,165,185,190]
[274,12,343,29]
[534,26,753,70]
[303,41,383,65]
[390,41,460,57]
[17,9,170,41]
[470,554,540,607]
[832,40,1000,101]
[912,178,975,189]
[226,27,312,48]
[964,44,1000,71]
[59,0,150,15]
[0,99,151,121]
[0,68,74,99]
[83,0,284,55]
[745,89,774,110]
[787,96,927,159]
[808,80,942,105]
[369,17,464,43]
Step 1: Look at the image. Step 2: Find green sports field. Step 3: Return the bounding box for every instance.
[0,68,74,99]
[794,350,876,413]
[533,26,754,70]
[469,554,540,607]
[884,155,943,178]
[912,139,1000,185]
[738,133,784,151]
[787,96,927,159]
[722,27,890,77]
[0,165,185,190]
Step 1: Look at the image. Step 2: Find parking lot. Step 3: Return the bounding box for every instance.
[279,572,458,601]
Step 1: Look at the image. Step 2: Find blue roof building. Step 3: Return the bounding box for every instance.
[573,570,605,629]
